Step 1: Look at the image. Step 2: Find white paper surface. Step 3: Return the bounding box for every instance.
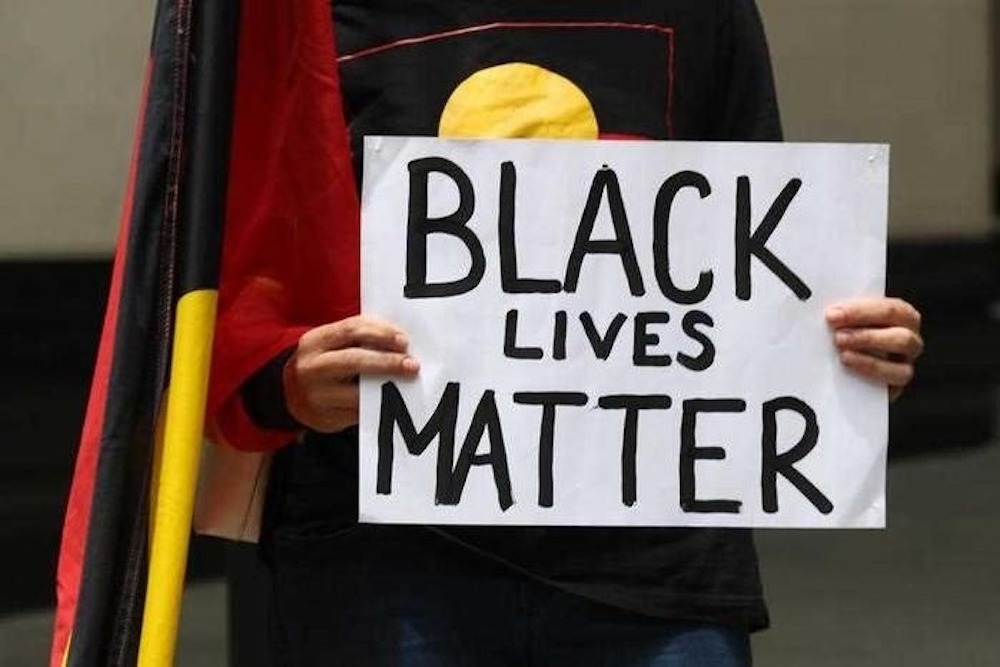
[359,137,888,528]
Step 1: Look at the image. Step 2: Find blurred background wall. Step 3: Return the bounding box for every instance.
[761,0,994,241]
[0,1,151,259]
[1,1,997,665]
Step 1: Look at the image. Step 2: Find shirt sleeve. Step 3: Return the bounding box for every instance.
[713,0,784,142]
[240,346,303,432]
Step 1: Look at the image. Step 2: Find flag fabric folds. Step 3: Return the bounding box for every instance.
[51,0,359,664]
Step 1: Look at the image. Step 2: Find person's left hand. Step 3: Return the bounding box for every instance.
[826,297,924,402]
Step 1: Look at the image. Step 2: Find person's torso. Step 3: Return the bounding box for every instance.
[263,2,773,633]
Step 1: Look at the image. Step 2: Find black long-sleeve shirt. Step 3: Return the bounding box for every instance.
[246,0,782,631]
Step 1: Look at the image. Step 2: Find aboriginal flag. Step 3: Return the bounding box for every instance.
[337,16,677,149]
[51,1,359,664]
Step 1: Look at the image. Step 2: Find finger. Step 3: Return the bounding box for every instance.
[312,347,420,380]
[834,327,924,361]
[301,316,409,354]
[826,298,921,332]
[839,349,915,389]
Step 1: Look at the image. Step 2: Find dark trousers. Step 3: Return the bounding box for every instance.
[263,524,752,667]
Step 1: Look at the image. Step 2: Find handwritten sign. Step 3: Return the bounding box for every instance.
[359,137,888,528]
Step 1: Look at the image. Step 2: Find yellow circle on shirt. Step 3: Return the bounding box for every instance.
[438,62,599,139]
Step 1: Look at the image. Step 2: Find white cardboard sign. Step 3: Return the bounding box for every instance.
[359,137,888,528]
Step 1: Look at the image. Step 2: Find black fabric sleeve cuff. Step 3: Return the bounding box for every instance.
[240,347,303,431]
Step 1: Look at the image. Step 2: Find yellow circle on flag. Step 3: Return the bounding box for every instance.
[439,62,599,139]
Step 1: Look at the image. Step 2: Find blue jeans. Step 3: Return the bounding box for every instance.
[265,526,752,667]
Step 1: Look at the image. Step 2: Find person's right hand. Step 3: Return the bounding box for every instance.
[283,315,420,433]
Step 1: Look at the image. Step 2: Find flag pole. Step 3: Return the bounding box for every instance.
[138,294,219,666]
[137,1,241,663]
[139,290,217,667]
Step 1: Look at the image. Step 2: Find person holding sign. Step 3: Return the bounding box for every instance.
[211,1,923,665]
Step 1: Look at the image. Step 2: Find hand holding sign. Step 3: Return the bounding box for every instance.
[283,298,921,439]
[827,298,924,401]
[285,299,922,433]
[285,315,420,433]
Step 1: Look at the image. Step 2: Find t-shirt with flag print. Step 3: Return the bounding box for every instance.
[249,0,782,631]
